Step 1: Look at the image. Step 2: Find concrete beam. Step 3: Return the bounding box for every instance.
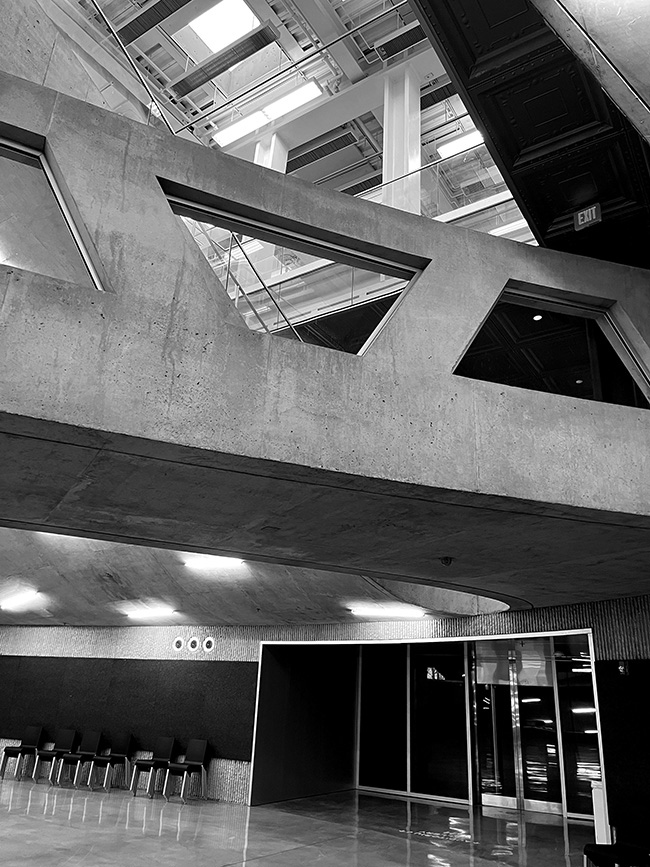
[1,71,650,608]
[530,0,650,146]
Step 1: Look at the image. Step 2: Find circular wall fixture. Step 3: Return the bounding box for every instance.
[187,636,200,653]
[202,637,216,653]
[172,637,185,652]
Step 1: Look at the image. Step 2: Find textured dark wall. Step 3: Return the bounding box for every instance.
[0,656,257,760]
[251,644,359,805]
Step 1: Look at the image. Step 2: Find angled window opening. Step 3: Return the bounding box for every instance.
[164,187,424,354]
[0,136,105,292]
[454,287,650,410]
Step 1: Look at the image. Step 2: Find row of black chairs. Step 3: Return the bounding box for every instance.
[0,726,210,803]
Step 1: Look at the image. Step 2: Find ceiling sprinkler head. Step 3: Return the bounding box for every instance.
[440,557,454,567]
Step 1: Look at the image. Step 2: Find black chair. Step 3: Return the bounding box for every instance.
[0,726,44,779]
[33,729,79,784]
[584,844,650,867]
[56,731,103,788]
[88,732,134,792]
[130,737,176,798]
[163,739,209,803]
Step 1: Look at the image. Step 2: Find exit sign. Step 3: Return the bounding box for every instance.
[574,203,601,231]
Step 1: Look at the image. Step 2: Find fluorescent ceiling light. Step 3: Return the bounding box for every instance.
[521,698,541,703]
[584,730,598,734]
[571,707,596,714]
[263,81,322,120]
[213,81,322,146]
[126,605,176,619]
[183,554,244,570]
[0,589,41,611]
[489,218,529,237]
[213,111,266,147]
[572,667,593,673]
[437,130,484,160]
[348,604,428,619]
[189,0,259,54]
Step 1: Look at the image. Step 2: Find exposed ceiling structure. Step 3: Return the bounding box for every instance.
[410,0,650,269]
[39,0,549,350]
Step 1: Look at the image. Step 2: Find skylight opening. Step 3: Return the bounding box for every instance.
[189,0,259,54]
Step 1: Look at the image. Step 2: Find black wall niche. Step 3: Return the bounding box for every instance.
[250,643,359,805]
[0,656,258,760]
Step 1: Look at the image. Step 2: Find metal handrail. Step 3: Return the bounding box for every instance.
[353,140,489,197]
[85,0,177,135]
[230,235,304,341]
[193,222,271,333]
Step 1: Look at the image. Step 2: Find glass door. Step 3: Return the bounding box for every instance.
[474,638,563,813]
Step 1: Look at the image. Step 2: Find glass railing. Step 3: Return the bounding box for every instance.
[358,143,536,245]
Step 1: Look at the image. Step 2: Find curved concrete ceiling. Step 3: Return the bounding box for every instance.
[0,528,506,627]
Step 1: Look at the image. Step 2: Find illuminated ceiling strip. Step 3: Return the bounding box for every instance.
[434,190,514,224]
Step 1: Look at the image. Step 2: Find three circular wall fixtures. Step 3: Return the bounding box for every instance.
[172,636,217,653]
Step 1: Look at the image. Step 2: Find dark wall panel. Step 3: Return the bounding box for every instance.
[358,644,407,791]
[251,644,358,805]
[595,660,650,844]
[0,656,257,760]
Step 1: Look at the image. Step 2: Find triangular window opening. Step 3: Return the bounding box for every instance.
[455,295,649,410]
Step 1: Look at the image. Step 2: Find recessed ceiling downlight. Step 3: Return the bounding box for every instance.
[348,604,428,619]
[0,589,41,611]
[183,553,244,570]
[126,605,176,620]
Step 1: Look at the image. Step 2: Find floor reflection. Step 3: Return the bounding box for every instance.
[0,781,595,867]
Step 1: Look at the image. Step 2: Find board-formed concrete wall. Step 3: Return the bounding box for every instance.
[1,70,650,608]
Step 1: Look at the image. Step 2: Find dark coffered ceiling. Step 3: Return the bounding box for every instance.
[410,0,650,268]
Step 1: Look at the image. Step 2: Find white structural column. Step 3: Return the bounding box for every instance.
[254,133,289,173]
[382,64,421,213]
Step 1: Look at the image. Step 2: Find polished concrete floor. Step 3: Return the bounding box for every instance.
[0,780,595,866]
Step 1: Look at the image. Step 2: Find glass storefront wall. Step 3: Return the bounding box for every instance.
[358,632,603,819]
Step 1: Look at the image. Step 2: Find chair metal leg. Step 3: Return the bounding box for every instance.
[162,769,171,801]
[180,772,189,804]
[56,760,65,786]
[103,764,112,792]
[130,766,140,794]
[147,768,155,798]
[0,752,8,779]
[16,754,27,780]
[49,758,59,785]
[32,755,41,781]
[87,761,95,789]
[201,767,207,799]
[73,761,83,788]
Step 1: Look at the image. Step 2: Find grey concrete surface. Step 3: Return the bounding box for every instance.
[530,0,650,145]
[1,71,650,608]
[0,0,108,109]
